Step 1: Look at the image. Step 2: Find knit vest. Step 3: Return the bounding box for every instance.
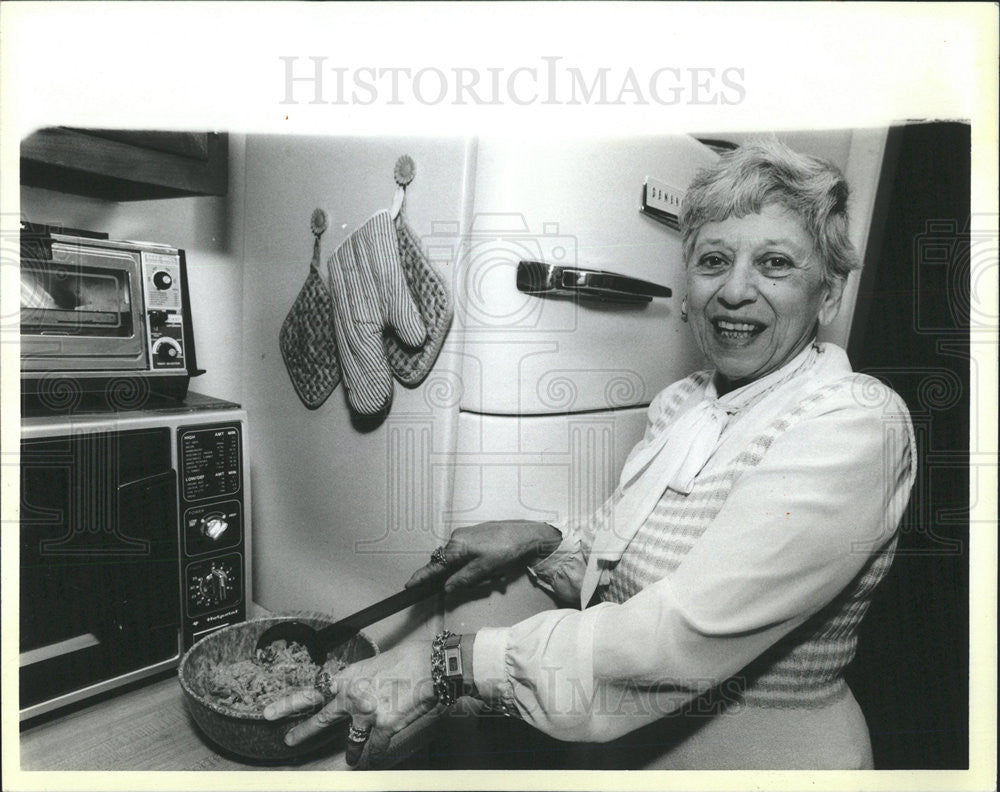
[601,372,901,709]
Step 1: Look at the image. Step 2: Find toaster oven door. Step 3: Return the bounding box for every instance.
[19,427,182,719]
[20,242,148,372]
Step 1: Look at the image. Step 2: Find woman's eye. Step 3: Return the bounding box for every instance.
[760,256,794,273]
[696,254,728,270]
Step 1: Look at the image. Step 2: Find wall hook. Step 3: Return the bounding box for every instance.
[392,155,416,220]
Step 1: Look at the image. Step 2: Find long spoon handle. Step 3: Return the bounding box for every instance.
[314,576,443,650]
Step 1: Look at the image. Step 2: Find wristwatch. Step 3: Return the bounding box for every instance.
[441,632,465,702]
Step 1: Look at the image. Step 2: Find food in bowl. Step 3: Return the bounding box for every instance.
[206,639,347,714]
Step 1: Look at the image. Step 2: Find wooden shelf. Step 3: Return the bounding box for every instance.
[21,128,228,201]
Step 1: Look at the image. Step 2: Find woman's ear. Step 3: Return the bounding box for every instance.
[817,275,847,326]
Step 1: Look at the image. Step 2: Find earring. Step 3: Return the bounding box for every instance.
[680,296,688,323]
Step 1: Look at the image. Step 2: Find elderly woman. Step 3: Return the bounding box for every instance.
[267,139,916,770]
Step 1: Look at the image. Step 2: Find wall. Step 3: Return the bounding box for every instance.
[19,135,247,403]
[239,135,473,647]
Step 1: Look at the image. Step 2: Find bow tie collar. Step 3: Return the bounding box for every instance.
[579,343,822,606]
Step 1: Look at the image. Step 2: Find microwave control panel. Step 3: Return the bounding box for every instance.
[141,251,186,371]
[178,423,246,647]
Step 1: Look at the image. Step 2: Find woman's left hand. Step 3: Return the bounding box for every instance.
[263,641,439,768]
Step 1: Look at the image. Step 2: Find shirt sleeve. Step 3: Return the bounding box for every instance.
[473,385,915,742]
[525,383,684,605]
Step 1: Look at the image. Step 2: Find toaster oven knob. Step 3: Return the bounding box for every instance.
[152,270,173,290]
[153,337,182,363]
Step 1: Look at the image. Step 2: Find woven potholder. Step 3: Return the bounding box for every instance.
[385,212,453,386]
[279,220,342,409]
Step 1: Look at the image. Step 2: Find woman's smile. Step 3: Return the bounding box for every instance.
[710,316,768,344]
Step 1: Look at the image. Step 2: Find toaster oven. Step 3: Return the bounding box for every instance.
[20,222,203,404]
[18,395,251,721]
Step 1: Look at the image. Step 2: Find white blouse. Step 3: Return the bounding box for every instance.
[470,343,916,753]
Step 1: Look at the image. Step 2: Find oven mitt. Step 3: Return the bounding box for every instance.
[384,211,454,386]
[278,210,342,409]
[327,209,427,415]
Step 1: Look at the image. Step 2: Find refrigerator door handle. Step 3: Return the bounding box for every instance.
[516,260,671,304]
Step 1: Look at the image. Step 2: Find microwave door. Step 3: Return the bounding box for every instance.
[96,470,182,655]
[19,434,180,715]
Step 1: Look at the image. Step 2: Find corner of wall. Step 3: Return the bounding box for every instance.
[227,132,249,406]
[818,126,890,351]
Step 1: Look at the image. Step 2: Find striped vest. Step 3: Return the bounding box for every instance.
[601,372,900,709]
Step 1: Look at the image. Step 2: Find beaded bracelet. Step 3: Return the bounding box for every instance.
[430,630,458,707]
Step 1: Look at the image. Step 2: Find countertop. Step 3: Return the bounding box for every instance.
[22,671,330,771]
[20,671,435,771]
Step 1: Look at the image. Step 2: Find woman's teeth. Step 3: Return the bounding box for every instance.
[713,319,762,340]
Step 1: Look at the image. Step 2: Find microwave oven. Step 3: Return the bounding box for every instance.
[19,394,251,721]
[20,222,203,405]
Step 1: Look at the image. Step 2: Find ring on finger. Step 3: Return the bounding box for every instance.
[430,546,448,566]
[314,669,336,699]
[347,723,373,744]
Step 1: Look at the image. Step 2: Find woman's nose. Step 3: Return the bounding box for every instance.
[717,260,758,306]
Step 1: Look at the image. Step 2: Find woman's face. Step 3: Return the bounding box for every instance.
[685,204,843,391]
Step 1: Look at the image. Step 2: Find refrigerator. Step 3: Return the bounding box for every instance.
[443,135,718,633]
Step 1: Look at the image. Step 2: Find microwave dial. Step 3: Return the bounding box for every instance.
[200,513,229,541]
[183,500,241,557]
[192,564,231,607]
[201,567,230,601]
[187,556,241,614]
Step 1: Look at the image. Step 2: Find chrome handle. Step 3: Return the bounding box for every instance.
[516,260,671,304]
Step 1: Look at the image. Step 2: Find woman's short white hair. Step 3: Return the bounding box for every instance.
[679,137,859,284]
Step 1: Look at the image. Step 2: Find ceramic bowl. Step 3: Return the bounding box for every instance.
[178,615,377,762]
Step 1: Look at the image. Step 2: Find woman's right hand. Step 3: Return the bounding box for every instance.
[406,520,563,593]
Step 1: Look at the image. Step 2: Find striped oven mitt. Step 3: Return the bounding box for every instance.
[327,209,427,415]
